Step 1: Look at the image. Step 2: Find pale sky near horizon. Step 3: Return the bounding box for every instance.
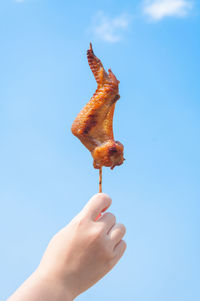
[0,0,200,300]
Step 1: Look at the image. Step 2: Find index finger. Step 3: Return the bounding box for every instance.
[83,193,112,221]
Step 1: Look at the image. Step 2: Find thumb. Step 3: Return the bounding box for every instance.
[82,193,112,221]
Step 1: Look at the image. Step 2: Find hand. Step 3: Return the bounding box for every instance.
[8,193,126,301]
[38,193,127,299]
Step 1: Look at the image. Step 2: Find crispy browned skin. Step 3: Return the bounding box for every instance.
[71,43,124,169]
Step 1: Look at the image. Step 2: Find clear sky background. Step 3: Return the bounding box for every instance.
[0,0,200,300]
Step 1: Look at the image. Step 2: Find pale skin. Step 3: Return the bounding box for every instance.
[8,193,126,301]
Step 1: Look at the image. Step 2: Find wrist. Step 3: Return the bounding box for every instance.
[35,267,75,301]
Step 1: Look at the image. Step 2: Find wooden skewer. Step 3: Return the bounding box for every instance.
[99,167,102,193]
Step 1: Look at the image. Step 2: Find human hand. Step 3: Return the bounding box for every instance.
[8,193,126,301]
[38,193,127,299]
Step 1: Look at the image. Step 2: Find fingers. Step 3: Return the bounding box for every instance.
[114,240,127,260]
[83,193,112,221]
[109,223,126,246]
[97,212,116,233]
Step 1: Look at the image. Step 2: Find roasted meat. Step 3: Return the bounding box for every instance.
[71,43,124,169]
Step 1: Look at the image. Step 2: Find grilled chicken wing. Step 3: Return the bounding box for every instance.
[71,43,124,169]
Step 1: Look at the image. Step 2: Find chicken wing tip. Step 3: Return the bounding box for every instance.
[89,42,93,52]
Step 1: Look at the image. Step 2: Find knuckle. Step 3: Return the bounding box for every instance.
[105,212,116,223]
[88,230,115,261]
[75,215,87,229]
[110,213,116,223]
[119,223,126,235]
[121,240,127,251]
[90,224,104,241]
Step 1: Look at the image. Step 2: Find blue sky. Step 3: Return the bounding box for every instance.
[0,0,200,300]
